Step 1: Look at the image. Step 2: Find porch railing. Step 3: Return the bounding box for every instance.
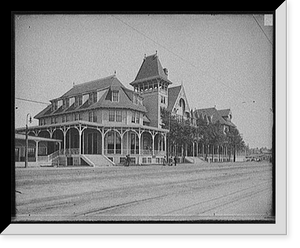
[59,148,79,155]
[103,149,165,156]
[37,150,60,163]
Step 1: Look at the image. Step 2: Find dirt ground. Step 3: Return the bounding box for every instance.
[13,161,274,222]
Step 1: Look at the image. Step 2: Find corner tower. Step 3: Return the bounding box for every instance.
[130,52,172,128]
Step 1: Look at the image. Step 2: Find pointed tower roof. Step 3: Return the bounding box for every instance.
[130,53,172,86]
[167,85,182,112]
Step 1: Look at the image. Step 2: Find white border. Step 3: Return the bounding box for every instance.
[4,4,287,234]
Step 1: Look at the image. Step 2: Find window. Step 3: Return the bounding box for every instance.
[62,115,65,123]
[92,92,97,103]
[107,132,114,154]
[109,110,115,122]
[52,101,57,111]
[65,98,69,108]
[136,112,139,124]
[148,157,152,163]
[51,117,57,124]
[161,95,166,104]
[112,91,119,102]
[116,110,122,122]
[131,111,135,123]
[93,111,97,122]
[142,158,147,164]
[75,96,82,107]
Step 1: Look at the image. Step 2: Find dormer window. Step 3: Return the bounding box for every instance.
[52,100,57,111]
[112,91,119,102]
[75,95,82,107]
[63,98,69,109]
[92,92,97,103]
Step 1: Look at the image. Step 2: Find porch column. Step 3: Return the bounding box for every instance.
[78,129,82,155]
[164,134,167,153]
[138,132,142,164]
[152,134,155,156]
[63,131,67,155]
[101,128,105,155]
[192,142,195,157]
[35,141,39,162]
[121,133,124,155]
[82,131,85,154]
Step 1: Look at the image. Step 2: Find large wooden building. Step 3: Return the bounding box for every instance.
[15,53,198,167]
[16,52,238,167]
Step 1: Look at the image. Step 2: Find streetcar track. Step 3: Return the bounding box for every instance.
[17,166,271,207]
[73,179,272,218]
[161,181,272,216]
[16,164,271,186]
[15,164,273,219]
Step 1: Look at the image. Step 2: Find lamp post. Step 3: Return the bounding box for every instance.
[25,113,32,168]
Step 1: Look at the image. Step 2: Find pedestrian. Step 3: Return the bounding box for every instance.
[169,156,173,166]
[125,154,130,167]
[163,156,167,166]
[174,155,177,166]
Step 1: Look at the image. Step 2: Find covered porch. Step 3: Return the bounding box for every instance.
[15,120,168,166]
[15,133,62,167]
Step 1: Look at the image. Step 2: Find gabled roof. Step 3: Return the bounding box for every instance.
[167,85,182,112]
[92,86,146,112]
[218,108,231,117]
[130,53,172,85]
[194,107,235,127]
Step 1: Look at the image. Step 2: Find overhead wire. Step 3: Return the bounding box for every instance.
[112,15,273,116]
[252,14,273,45]
[15,97,49,105]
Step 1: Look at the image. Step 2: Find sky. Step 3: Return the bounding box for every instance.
[14,14,273,149]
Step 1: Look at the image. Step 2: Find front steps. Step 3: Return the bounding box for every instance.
[81,154,115,167]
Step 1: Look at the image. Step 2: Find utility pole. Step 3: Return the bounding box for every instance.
[25,113,32,168]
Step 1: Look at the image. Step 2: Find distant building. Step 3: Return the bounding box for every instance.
[194,107,235,133]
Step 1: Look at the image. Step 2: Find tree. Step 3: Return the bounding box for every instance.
[161,107,246,163]
[225,126,245,162]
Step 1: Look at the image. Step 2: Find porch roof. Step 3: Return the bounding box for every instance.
[15,120,169,134]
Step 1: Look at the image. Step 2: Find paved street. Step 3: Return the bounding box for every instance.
[13,161,274,222]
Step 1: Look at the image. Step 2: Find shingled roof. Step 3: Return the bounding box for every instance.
[218,108,231,118]
[194,107,235,127]
[167,85,182,112]
[60,75,123,99]
[35,75,146,119]
[130,53,172,85]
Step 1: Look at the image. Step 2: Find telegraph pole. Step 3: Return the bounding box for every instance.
[25,113,32,168]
